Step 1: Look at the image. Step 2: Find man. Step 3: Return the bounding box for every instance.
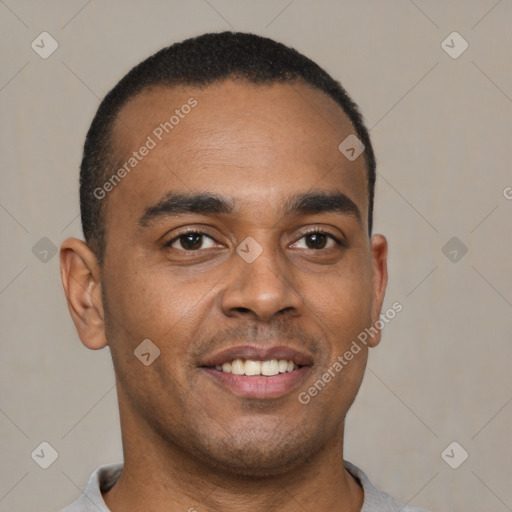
[59,32,428,511]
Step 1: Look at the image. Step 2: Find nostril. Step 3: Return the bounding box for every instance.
[234,307,252,313]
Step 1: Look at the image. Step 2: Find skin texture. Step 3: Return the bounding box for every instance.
[60,80,388,512]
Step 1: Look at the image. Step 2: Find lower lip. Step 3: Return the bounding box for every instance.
[201,367,311,399]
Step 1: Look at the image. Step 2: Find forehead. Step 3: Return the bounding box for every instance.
[113,80,358,163]
[107,80,368,228]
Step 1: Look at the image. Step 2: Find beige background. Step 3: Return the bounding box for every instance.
[1,1,511,511]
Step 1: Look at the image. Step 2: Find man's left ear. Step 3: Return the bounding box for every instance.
[368,234,388,347]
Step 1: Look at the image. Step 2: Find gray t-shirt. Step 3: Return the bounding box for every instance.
[59,461,429,511]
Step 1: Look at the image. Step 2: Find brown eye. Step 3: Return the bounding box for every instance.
[292,231,340,250]
[305,233,328,249]
[167,232,217,251]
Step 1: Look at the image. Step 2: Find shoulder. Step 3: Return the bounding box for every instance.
[58,463,123,512]
[344,461,430,512]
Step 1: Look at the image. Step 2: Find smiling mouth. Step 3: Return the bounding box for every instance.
[206,358,302,376]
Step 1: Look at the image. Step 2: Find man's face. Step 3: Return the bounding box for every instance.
[99,80,386,475]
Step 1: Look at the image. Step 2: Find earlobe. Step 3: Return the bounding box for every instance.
[368,234,388,347]
[60,238,108,350]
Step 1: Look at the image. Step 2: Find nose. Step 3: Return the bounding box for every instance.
[220,243,303,322]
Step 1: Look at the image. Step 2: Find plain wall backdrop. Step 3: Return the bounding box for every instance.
[1,1,511,511]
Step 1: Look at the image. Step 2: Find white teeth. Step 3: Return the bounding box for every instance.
[215,358,298,376]
[244,360,261,376]
[230,359,245,375]
[261,359,280,376]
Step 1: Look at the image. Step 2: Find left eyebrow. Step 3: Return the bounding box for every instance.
[281,191,362,224]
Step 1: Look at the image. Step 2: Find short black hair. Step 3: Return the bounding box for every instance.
[80,31,376,262]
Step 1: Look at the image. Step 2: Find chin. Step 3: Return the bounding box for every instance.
[190,424,319,478]
[205,448,312,478]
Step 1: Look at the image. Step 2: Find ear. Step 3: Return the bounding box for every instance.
[60,238,107,350]
[367,234,388,348]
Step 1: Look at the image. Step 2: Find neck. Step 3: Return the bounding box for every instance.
[104,414,363,512]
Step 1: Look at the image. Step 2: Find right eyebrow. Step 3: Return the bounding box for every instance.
[138,192,235,227]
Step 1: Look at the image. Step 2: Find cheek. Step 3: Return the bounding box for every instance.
[303,270,371,409]
[306,254,374,339]
[102,257,221,364]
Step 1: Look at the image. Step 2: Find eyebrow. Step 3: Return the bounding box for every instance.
[138,193,235,227]
[282,190,361,222]
[138,190,361,227]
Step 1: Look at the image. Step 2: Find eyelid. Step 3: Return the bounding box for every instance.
[164,228,220,248]
[291,227,344,246]
[163,226,345,252]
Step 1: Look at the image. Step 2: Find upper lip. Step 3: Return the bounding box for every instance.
[200,345,314,367]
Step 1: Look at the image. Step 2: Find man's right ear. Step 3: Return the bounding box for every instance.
[60,238,107,350]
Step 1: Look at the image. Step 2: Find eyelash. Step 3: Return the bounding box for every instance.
[295,228,343,246]
[164,229,217,252]
[164,228,343,251]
